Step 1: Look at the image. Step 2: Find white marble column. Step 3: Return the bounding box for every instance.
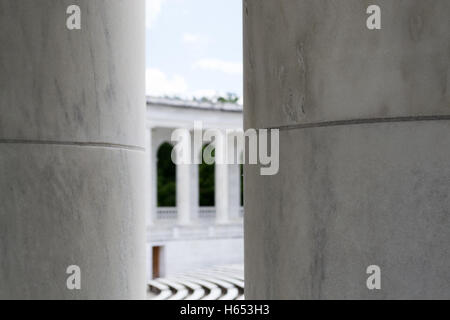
[177,163,192,225]
[215,131,229,224]
[0,0,146,299]
[215,164,229,224]
[175,128,191,225]
[245,0,450,299]
[228,163,241,221]
[228,130,243,221]
[176,129,201,225]
[191,129,201,221]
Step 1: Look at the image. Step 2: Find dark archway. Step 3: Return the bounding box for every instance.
[199,144,215,207]
[157,142,176,207]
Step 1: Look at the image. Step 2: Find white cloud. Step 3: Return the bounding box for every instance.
[146,68,188,97]
[193,58,243,75]
[182,33,208,45]
[146,69,229,99]
[146,0,166,29]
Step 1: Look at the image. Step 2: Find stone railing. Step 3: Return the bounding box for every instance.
[198,207,216,220]
[148,223,244,242]
[155,207,244,223]
[156,207,178,221]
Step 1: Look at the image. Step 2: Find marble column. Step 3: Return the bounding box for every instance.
[228,163,241,221]
[190,130,201,221]
[176,129,200,225]
[227,131,242,221]
[0,0,146,299]
[215,132,229,224]
[215,164,229,224]
[175,128,192,225]
[244,0,450,299]
[176,163,192,225]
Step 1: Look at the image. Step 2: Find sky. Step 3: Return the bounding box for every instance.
[146,0,243,100]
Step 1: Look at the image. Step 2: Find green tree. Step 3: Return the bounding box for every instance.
[217,92,240,104]
[157,143,176,207]
[199,145,215,206]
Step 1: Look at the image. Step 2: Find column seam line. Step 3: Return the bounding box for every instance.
[0,139,145,151]
[263,115,450,131]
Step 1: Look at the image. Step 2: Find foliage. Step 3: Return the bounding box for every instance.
[157,143,176,207]
[192,92,240,105]
[217,93,240,104]
[199,145,215,207]
[157,143,217,208]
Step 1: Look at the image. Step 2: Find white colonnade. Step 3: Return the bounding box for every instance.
[146,98,244,227]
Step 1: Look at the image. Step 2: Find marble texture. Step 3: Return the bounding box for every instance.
[0,0,146,299]
[0,0,145,147]
[0,145,146,299]
[244,0,450,130]
[244,0,450,299]
[246,122,450,299]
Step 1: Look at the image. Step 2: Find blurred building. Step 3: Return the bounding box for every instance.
[145,97,244,281]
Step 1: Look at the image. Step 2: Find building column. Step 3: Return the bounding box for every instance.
[190,129,201,221]
[175,129,192,225]
[215,131,229,224]
[215,163,229,224]
[0,1,146,299]
[227,130,242,221]
[176,129,200,225]
[177,163,192,225]
[228,163,241,221]
[245,0,450,299]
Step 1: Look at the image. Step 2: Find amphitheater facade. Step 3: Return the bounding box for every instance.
[145,97,244,282]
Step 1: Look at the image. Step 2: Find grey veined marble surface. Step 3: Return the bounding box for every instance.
[0,145,146,299]
[244,0,450,130]
[0,0,145,147]
[0,0,146,299]
[244,0,450,299]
